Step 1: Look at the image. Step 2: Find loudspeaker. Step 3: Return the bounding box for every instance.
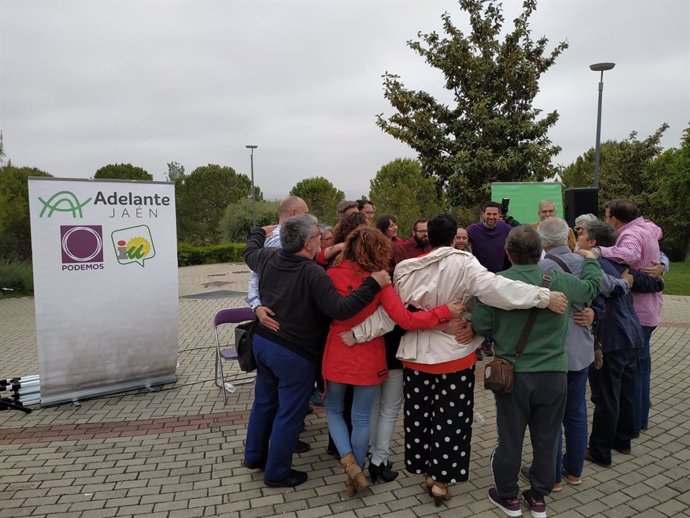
[564,188,599,228]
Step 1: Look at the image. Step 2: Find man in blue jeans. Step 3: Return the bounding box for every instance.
[592,200,664,436]
[530,218,632,490]
[243,215,390,487]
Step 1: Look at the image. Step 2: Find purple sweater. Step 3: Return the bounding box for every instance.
[466,221,512,273]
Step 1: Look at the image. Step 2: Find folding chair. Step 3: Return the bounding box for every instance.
[213,307,256,404]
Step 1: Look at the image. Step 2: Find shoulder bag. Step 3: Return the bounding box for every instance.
[484,274,551,394]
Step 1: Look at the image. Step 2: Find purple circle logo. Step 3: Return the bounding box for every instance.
[60,225,104,263]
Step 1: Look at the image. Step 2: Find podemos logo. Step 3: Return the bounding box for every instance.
[60,225,105,271]
[111,225,156,267]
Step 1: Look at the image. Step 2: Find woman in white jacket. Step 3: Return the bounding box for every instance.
[343,214,567,506]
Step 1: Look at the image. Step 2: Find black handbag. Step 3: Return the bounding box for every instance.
[235,320,258,372]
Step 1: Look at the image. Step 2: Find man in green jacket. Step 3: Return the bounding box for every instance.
[473,225,601,518]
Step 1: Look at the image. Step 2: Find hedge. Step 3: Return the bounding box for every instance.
[177,242,246,266]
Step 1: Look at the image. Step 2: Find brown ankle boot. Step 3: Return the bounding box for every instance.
[431,481,451,507]
[339,453,367,490]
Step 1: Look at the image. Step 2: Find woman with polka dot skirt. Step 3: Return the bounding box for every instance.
[345,214,565,506]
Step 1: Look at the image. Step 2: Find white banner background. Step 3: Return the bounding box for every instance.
[28,178,178,405]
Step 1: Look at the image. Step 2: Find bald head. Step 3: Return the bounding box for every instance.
[278,196,309,223]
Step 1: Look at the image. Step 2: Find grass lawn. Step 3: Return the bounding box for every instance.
[664,261,690,296]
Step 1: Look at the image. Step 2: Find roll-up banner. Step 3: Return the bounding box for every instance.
[27,178,179,406]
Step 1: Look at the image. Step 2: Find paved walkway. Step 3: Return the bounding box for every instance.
[0,264,689,517]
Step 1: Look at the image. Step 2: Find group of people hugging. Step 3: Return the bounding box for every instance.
[240,195,665,518]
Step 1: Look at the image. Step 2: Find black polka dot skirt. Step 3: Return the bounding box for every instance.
[402,365,475,484]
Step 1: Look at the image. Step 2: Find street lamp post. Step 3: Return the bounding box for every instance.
[246,145,258,227]
[589,62,615,189]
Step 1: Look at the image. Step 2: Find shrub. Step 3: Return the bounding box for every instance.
[177,243,246,266]
[0,260,34,294]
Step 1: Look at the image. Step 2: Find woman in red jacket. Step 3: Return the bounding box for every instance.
[323,226,460,496]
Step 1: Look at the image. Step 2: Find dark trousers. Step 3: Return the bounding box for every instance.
[491,372,566,500]
[588,348,637,464]
[245,334,315,481]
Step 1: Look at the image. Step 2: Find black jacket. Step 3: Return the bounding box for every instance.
[244,228,382,363]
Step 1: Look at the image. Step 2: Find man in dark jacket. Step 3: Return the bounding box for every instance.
[243,214,389,488]
[578,220,664,467]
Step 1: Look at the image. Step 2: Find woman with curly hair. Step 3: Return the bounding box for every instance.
[323,226,461,496]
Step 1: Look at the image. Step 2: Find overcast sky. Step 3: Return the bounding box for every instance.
[1,0,688,200]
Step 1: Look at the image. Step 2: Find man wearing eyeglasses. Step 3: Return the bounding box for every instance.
[530,199,577,251]
[393,217,431,264]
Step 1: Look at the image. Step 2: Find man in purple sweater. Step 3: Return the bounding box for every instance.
[466,201,512,273]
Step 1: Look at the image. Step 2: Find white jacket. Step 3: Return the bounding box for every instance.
[352,247,552,365]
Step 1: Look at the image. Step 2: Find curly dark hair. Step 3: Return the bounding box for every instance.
[333,211,368,244]
[336,226,393,272]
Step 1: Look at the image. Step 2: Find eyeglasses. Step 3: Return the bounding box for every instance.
[574,226,584,234]
[309,231,322,241]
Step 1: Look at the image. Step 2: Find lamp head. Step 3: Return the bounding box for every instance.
[590,62,615,72]
[246,145,258,149]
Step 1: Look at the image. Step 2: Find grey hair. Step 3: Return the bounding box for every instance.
[538,217,569,248]
[280,214,318,254]
[584,220,617,247]
[575,213,598,225]
[318,223,333,234]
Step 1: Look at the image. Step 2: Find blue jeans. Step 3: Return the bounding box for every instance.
[244,334,315,481]
[326,382,378,468]
[633,326,655,434]
[556,367,589,480]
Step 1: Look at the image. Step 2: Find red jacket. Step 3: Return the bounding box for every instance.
[322,259,451,385]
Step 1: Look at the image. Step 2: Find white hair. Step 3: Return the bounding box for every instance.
[538,217,569,248]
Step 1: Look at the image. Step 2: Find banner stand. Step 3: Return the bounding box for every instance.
[28,178,179,407]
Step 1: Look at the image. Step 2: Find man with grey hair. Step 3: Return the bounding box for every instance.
[473,225,601,518]
[530,199,577,250]
[527,217,631,492]
[246,195,309,313]
[243,214,390,488]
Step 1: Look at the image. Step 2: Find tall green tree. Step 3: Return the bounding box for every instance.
[369,158,445,236]
[176,164,256,244]
[289,177,344,225]
[219,198,280,243]
[0,165,52,260]
[562,123,690,261]
[94,163,153,181]
[166,161,185,183]
[377,0,567,210]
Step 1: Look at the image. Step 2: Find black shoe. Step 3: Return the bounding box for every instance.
[325,446,340,459]
[294,440,311,454]
[369,461,399,483]
[242,459,265,470]
[264,469,308,488]
[614,447,632,455]
[306,406,314,415]
[584,448,611,467]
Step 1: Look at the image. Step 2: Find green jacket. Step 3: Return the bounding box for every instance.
[472,259,601,373]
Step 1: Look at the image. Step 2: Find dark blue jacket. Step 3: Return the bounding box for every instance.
[592,258,646,353]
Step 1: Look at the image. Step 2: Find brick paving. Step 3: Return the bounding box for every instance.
[0,264,689,517]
